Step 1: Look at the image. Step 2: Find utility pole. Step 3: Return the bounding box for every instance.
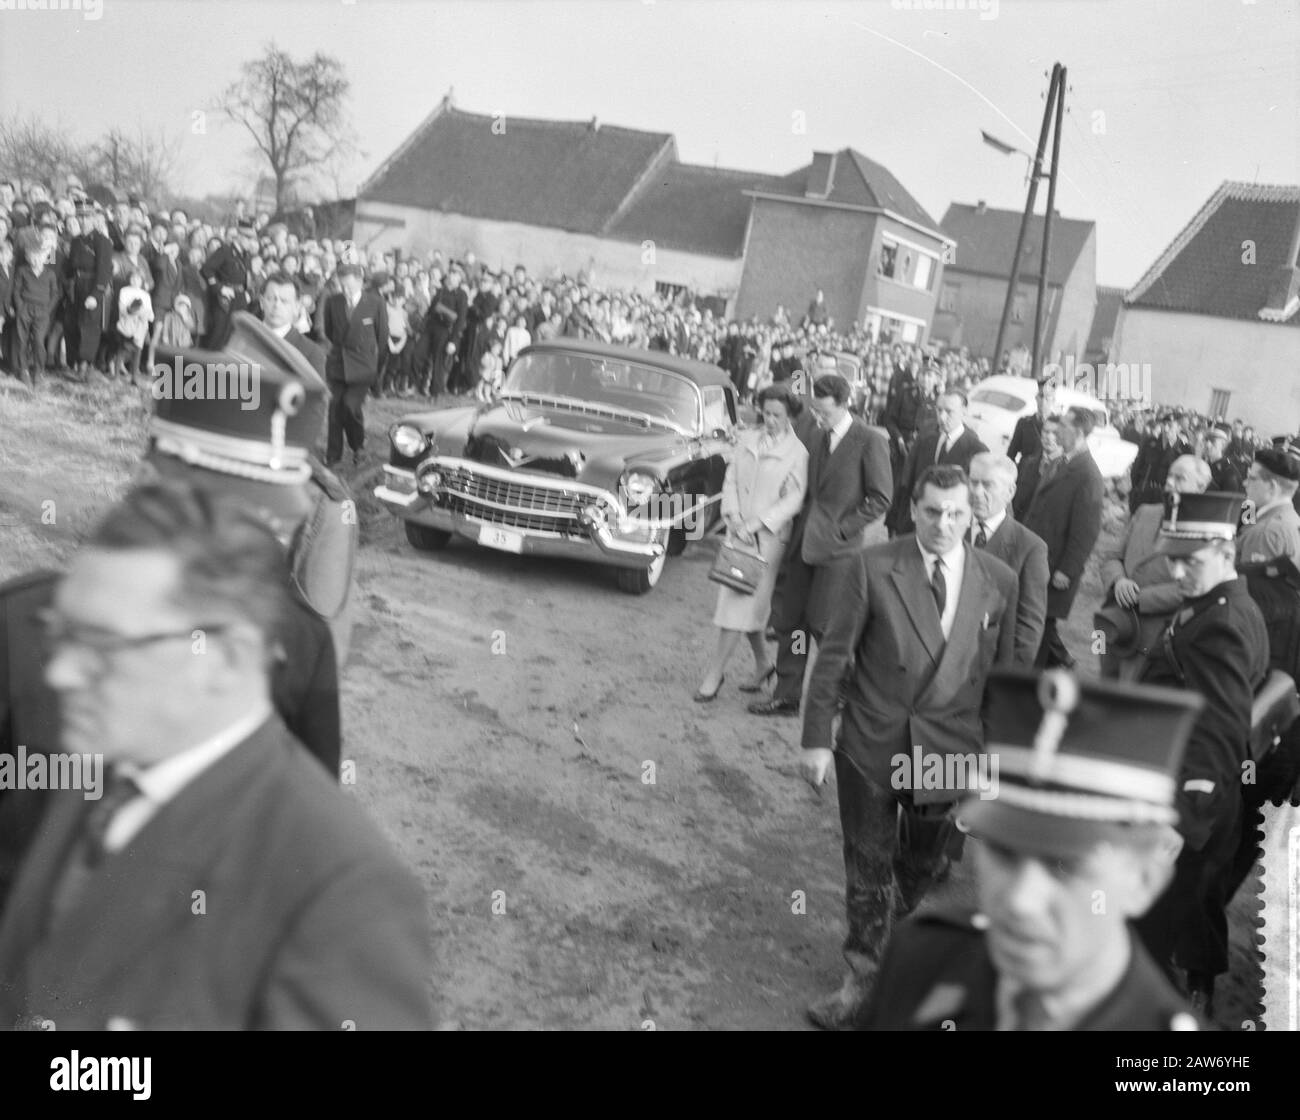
[1032,64,1067,381]
[989,63,1065,379]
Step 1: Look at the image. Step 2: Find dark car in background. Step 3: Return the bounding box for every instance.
[374,339,737,593]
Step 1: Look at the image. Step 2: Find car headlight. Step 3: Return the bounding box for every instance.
[620,469,659,509]
[391,424,428,458]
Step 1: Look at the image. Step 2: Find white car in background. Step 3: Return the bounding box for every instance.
[965,374,1139,479]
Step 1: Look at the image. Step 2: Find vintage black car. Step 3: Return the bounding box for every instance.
[374,339,738,593]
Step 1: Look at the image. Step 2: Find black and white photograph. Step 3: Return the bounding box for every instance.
[0,0,1298,1064]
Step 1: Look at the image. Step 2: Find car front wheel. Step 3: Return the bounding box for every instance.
[616,535,668,594]
[405,521,452,551]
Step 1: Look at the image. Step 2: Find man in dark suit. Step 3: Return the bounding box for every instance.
[1135,492,1268,1012]
[1006,379,1056,464]
[323,262,387,466]
[1022,406,1105,668]
[969,452,1048,665]
[882,358,924,476]
[0,483,432,1030]
[200,223,257,348]
[1201,423,1242,492]
[799,464,1019,1029]
[748,373,892,718]
[1129,412,1193,512]
[887,390,987,536]
[862,668,1203,1031]
[422,267,468,398]
[1011,415,1061,520]
[260,271,326,378]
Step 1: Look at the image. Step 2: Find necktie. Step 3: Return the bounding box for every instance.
[974,521,988,548]
[934,435,947,464]
[824,427,834,458]
[931,556,947,618]
[48,768,142,923]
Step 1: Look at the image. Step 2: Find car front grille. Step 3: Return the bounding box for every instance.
[438,465,599,536]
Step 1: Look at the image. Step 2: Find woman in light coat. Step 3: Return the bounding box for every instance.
[694,383,809,700]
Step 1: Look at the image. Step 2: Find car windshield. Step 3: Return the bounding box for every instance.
[970,388,1031,411]
[503,351,702,431]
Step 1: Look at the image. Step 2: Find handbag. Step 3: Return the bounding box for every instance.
[708,536,767,595]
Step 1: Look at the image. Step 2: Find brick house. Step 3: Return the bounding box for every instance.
[931,202,1097,367]
[734,149,951,342]
[1110,181,1300,428]
[353,96,940,329]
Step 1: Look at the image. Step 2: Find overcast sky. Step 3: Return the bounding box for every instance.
[2,0,1297,285]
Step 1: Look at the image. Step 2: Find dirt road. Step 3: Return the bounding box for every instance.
[0,380,1264,1029]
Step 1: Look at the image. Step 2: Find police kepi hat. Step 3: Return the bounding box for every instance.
[957,668,1203,858]
[148,312,326,502]
[1155,490,1246,557]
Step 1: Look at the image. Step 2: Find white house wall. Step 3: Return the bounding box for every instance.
[353,201,744,300]
[1110,305,1300,430]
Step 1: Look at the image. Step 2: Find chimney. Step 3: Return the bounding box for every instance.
[806,152,836,199]
[1259,204,1300,322]
[975,199,987,215]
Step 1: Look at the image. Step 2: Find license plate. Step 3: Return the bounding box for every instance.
[478,526,524,553]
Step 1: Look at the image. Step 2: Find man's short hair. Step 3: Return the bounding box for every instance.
[941,388,968,409]
[1064,406,1096,437]
[812,372,851,406]
[1171,454,1211,492]
[86,482,290,659]
[262,270,300,296]
[969,451,1018,491]
[912,463,971,504]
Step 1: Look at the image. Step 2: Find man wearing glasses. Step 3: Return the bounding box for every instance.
[0,482,434,1030]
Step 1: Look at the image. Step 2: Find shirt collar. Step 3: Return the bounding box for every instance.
[978,508,1007,536]
[124,701,274,806]
[830,412,853,441]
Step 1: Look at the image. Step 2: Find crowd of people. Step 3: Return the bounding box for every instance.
[2,173,1297,1033]
[694,368,1300,1028]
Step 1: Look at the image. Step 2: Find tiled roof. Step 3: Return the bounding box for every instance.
[361,103,674,236]
[940,203,1094,287]
[606,162,788,258]
[1125,182,1300,325]
[751,148,942,235]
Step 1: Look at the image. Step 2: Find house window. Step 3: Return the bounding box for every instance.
[878,241,897,279]
[1208,388,1230,419]
[900,320,920,343]
[913,253,933,292]
[1011,292,1027,323]
[655,280,687,301]
[939,282,959,312]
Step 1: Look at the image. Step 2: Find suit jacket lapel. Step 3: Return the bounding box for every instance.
[891,546,944,662]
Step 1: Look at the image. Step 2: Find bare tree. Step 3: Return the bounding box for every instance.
[0,113,95,186]
[92,125,181,203]
[215,43,351,214]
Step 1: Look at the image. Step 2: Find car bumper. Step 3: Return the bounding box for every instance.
[375,464,667,571]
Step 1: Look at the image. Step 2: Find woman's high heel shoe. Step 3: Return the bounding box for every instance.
[693,675,725,703]
[738,665,777,693]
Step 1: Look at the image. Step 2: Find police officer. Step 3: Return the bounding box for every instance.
[0,314,356,918]
[1135,490,1268,1012]
[1201,423,1242,493]
[861,667,1204,1030]
[200,220,258,347]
